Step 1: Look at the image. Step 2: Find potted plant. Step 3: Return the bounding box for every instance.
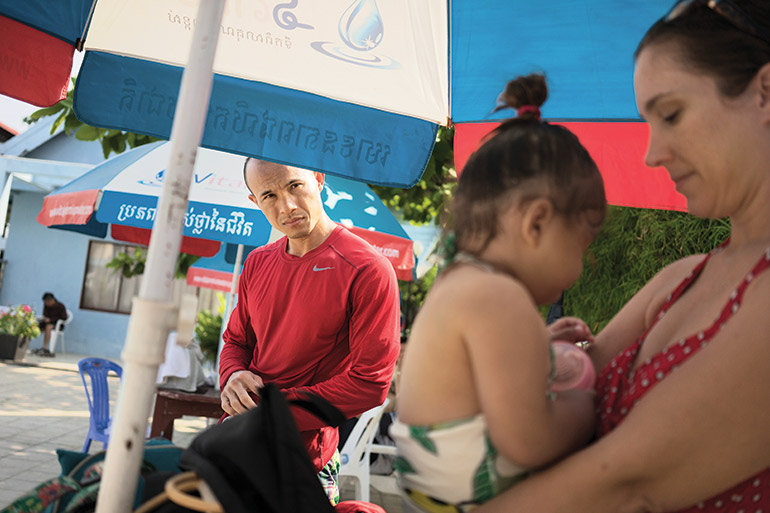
[0,304,41,361]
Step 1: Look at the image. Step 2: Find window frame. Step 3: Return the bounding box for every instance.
[79,240,141,315]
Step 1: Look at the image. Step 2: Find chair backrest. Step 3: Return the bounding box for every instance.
[78,357,122,433]
[339,398,388,467]
[56,309,73,330]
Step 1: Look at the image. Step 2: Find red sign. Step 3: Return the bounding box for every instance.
[186,267,233,292]
[347,226,414,281]
[37,190,100,226]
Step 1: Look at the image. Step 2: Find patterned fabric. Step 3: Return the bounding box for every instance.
[391,415,530,513]
[319,448,341,506]
[596,244,770,512]
[0,476,78,513]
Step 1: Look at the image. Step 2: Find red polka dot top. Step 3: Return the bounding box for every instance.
[596,244,770,512]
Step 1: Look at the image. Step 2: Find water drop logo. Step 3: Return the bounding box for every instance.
[311,0,399,69]
[339,0,383,51]
[138,170,165,187]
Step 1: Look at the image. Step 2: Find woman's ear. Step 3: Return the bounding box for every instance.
[756,62,770,123]
[521,198,554,248]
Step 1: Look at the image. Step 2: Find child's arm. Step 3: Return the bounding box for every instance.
[463,275,595,469]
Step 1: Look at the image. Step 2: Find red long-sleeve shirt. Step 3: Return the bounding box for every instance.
[219,225,401,471]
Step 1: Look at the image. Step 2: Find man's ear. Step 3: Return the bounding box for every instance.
[314,172,326,191]
[520,198,554,248]
[247,194,260,209]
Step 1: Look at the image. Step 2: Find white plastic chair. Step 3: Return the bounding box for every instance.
[49,309,73,354]
[338,398,389,502]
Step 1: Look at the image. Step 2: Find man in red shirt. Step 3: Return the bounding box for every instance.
[219,158,401,504]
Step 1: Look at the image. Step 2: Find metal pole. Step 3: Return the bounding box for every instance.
[214,243,244,389]
[95,1,225,512]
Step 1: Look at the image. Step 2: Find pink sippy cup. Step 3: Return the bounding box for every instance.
[550,341,596,392]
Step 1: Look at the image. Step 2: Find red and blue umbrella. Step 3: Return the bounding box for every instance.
[1,0,681,209]
[0,1,92,106]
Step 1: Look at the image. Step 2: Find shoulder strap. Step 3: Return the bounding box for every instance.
[289,392,346,428]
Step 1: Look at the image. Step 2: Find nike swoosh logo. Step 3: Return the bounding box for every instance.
[313,265,334,272]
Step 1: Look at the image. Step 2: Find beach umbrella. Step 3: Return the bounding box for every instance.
[187,174,415,291]
[3,2,687,511]
[37,139,414,275]
[0,1,92,106]
[0,0,681,206]
[36,141,272,256]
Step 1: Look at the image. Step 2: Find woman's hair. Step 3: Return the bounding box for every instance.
[635,0,770,97]
[443,73,606,258]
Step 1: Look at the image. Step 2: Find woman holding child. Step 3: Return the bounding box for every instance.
[397,1,770,511]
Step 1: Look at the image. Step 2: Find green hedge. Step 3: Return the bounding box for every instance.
[564,206,730,333]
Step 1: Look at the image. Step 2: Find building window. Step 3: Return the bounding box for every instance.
[80,240,223,315]
[81,241,142,314]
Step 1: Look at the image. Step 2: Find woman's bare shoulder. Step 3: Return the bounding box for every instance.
[655,253,707,286]
[643,254,707,312]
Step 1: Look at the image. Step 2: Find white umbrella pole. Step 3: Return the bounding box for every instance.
[214,243,244,389]
[95,1,225,512]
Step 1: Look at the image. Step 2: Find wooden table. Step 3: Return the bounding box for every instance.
[150,387,224,441]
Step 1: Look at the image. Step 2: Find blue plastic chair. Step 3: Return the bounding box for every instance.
[78,357,123,452]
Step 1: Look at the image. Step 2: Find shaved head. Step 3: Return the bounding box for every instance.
[243,157,320,194]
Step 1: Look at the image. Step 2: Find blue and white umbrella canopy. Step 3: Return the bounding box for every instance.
[38,141,414,274]
[37,141,271,254]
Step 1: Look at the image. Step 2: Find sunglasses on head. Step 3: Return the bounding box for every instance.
[665,0,770,46]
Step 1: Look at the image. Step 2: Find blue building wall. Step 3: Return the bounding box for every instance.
[0,128,133,359]
[1,191,130,359]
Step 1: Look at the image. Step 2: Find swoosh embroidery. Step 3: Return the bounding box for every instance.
[313,265,334,272]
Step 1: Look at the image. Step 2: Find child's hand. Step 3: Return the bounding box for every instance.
[547,316,594,344]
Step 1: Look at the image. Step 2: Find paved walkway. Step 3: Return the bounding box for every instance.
[0,352,402,512]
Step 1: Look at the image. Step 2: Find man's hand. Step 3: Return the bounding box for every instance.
[547,316,594,344]
[220,370,264,416]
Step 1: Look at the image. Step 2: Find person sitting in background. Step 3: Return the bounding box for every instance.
[392,73,605,513]
[34,292,66,357]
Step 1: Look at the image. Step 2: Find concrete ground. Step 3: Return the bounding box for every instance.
[0,352,402,512]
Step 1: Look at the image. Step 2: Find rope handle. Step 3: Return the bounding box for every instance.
[133,471,223,513]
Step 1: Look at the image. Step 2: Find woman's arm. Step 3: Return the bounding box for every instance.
[476,272,770,512]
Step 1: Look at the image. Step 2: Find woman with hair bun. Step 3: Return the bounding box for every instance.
[476,1,770,512]
[392,73,607,513]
